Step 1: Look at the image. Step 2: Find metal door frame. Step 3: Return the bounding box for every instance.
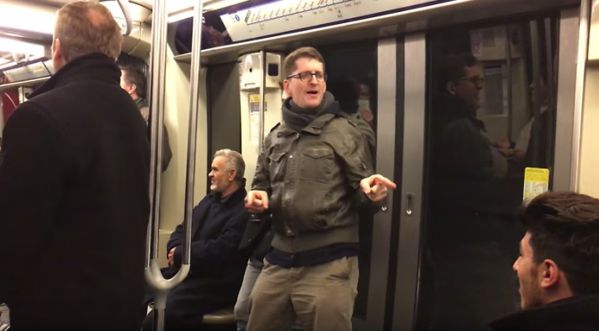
[352,37,400,331]
[391,33,427,331]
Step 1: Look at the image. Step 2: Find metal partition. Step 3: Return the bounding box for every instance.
[391,33,427,331]
[554,7,581,190]
[352,37,400,331]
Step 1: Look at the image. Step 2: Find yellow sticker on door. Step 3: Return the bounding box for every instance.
[523,167,550,203]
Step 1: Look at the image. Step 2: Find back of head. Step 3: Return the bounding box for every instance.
[522,191,599,295]
[55,1,122,62]
[282,46,326,78]
[214,149,245,183]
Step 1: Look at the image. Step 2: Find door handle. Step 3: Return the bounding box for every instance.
[405,193,414,216]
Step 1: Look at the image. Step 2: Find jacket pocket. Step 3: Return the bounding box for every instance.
[267,151,287,182]
[300,146,335,183]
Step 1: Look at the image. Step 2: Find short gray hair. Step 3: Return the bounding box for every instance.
[214,149,245,182]
[55,1,123,62]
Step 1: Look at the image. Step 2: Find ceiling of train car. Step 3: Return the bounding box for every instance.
[0,0,155,71]
[31,0,153,8]
[0,0,247,73]
[29,0,248,11]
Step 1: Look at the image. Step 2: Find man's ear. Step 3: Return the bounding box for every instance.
[446,81,457,95]
[128,83,137,95]
[283,80,291,97]
[52,38,65,69]
[228,169,236,182]
[539,259,560,289]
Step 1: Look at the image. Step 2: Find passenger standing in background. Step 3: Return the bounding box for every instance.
[490,191,599,330]
[120,65,172,172]
[244,46,396,331]
[143,149,250,331]
[0,2,149,330]
[120,65,151,121]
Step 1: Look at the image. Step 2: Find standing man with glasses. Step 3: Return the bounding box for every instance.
[244,46,396,331]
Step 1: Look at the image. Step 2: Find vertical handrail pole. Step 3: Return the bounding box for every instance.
[184,0,205,267]
[504,26,513,140]
[258,50,266,151]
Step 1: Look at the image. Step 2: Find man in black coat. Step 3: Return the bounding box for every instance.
[143,149,250,330]
[0,2,149,330]
[490,191,599,330]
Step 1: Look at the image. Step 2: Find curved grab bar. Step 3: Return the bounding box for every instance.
[115,0,133,35]
[183,0,205,270]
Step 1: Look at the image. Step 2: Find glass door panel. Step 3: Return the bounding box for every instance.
[417,15,559,330]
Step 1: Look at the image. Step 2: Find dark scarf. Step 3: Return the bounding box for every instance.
[282,91,342,132]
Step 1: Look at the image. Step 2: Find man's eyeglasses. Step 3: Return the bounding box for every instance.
[287,71,327,82]
[459,76,485,86]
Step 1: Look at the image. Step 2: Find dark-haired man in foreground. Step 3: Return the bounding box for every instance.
[491,191,599,330]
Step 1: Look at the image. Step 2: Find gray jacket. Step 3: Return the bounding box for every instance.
[252,111,376,253]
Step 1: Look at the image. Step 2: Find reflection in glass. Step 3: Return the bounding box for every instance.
[418,16,558,330]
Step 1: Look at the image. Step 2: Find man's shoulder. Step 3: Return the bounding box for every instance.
[8,99,56,128]
[326,115,374,138]
[327,114,361,128]
[269,122,281,132]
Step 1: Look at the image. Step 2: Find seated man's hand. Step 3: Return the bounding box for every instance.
[167,247,177,267]
[360,174,396,202]
[245,190,269,214]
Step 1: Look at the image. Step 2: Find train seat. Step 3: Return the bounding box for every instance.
[201,306,235,330]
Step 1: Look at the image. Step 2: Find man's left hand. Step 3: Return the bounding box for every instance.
[360,174,397,202]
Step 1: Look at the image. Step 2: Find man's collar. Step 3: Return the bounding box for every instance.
[210,185,246,204]
[489,294,599,330]
[278,112,336,136]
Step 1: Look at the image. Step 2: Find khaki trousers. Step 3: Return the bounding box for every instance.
[246,256,358,331]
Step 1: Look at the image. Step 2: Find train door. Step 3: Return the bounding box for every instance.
[390,7,581,331]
